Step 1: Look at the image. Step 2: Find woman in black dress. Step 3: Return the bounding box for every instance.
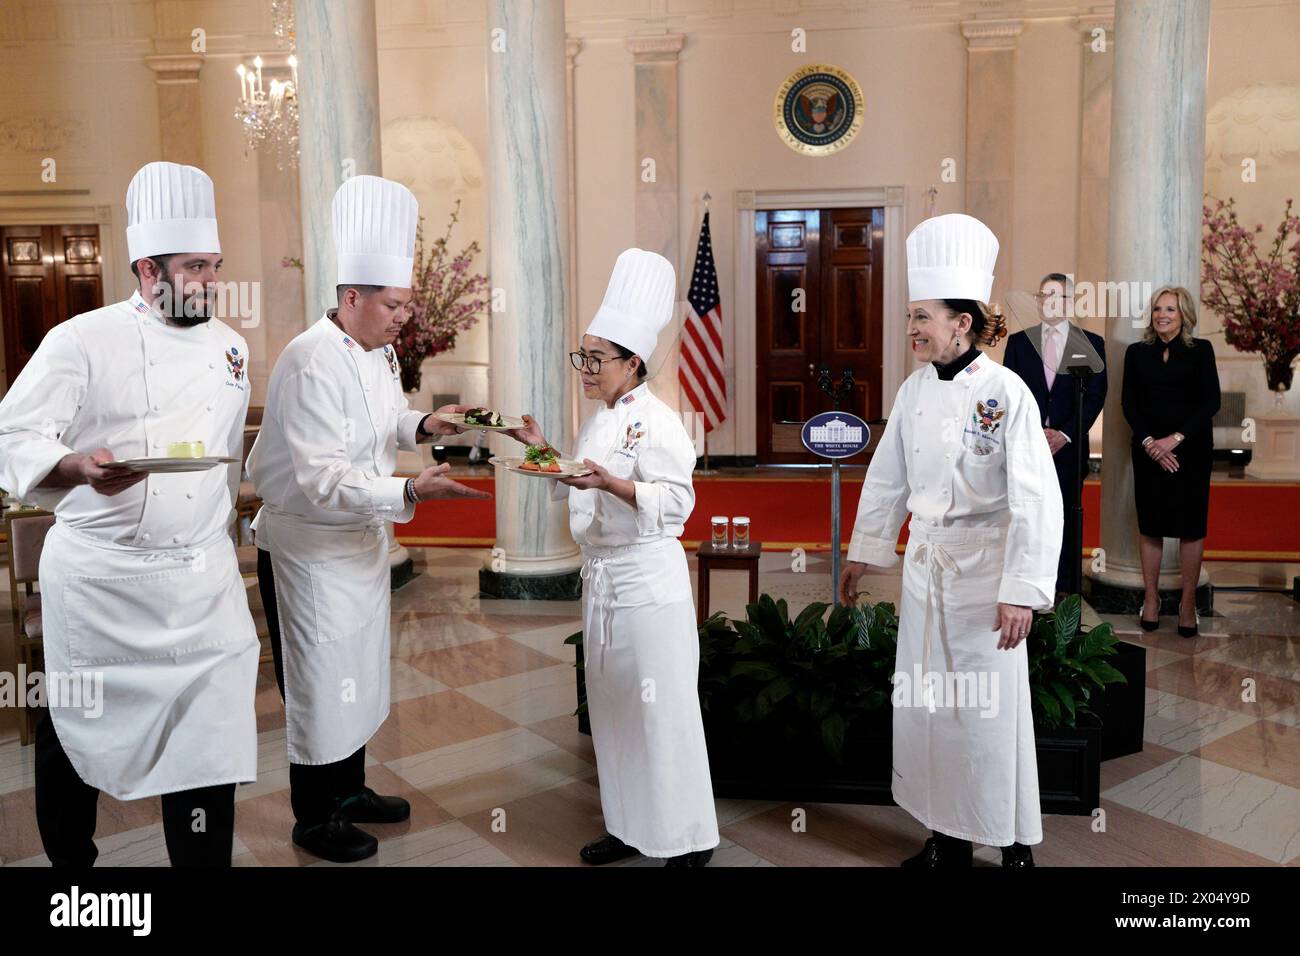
[1121,286,1221,637]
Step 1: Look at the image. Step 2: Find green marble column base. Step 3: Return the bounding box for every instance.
[479,567,582,601]
[1083,575,1213,615]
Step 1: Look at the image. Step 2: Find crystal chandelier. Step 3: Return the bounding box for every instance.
[232,0,299,169]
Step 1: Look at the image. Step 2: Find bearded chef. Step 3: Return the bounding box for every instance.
[505,249,719,867]
[247,174,489,864]
[0,162,259,867]
[839,214,1063,868]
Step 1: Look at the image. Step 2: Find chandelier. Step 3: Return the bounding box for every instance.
[232,0,299,169]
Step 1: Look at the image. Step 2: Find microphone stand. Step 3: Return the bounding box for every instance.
[1065,364,1093,598]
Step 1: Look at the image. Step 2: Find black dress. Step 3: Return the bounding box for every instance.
[1121,337,1221,539]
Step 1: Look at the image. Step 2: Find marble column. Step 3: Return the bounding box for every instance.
[143,54,205,168]
[626,34,685,402]
[293,0,383,328]
[565,36,582,444]
[481,0,581,599]
[1085,0,1213,614]
[1073,14,1114,309]
[293,1,410,582]
[960,19,1021,307]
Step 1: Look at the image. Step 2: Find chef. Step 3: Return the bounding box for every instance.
[247,174,490,864]
[0,161,259,867]
[505,249,719,867]
[838,213,1063,868]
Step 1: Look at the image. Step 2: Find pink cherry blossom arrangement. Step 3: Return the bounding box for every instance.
[396,200,489,393]
[1202,196,1300,392]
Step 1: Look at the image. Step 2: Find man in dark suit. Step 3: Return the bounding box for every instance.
[1003,273,1107,595]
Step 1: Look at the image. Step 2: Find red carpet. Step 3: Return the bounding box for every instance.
[395,475,1300,561]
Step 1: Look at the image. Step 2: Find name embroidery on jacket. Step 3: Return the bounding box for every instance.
[225,346,247,390]
[964,397,1005,455]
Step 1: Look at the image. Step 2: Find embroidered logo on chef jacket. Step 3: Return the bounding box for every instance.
[964,397,1006,455]
[383,345,399,379]
[342,335,357,349]
[619,392,637,406]
[621,421,645,452]
[224,346,247,389]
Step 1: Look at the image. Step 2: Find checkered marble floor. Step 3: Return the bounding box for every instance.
[1,548,1296,867]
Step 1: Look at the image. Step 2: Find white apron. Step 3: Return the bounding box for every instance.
[255,512,391,765]
[891,518,1042,847]
[39,523,260,800]
[580,536,720,857]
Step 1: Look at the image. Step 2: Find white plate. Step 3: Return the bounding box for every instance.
[102,457,239,473]
[434,411,525,432]
[488,455,593,478]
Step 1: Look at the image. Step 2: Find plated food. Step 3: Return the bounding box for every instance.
[434,408,525,432]
[167,440,206,458]
[521,444,561,472]
[488,448,593,478]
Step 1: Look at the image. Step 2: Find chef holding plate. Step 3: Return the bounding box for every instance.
[502,248,719,867]
[247,174,490,863]
[0,161,259,867]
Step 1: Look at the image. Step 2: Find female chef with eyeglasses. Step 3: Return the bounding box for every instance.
[505,248,719,868]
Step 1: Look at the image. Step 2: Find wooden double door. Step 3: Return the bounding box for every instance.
[1,224,104,389]
[756,207,884,464]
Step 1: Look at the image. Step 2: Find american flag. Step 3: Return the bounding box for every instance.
[679,211,727,432]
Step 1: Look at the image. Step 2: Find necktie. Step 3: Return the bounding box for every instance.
[1043,326,1059,391]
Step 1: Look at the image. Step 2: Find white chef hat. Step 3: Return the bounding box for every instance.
[906,213,999,303]
[125,162,221,263]
[333,175,419,289]
[584,248,677,363]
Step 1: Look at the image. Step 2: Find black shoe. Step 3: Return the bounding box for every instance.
[1177,609,1199,638]
[1001,843,1036,867]
[292,811,378,863]
[664,848,713,867]
[580,833,641,865]
[339,786,411,824]
[900,833,973,868]
[1139,600,1159,631]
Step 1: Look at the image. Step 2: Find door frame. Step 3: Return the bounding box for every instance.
[735,186,907,458]
[0,203,115,396]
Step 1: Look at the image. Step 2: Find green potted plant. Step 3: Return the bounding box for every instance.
[566,592,1131,812]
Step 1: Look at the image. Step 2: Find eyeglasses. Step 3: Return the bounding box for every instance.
[569,350,627,374]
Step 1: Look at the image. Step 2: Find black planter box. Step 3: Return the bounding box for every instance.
[573,640,1105,816]
[1091,639,1146,761]
[699,712,1101,817]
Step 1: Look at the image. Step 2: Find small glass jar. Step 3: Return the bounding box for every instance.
[710,515,730,549]
[732,516,750,550]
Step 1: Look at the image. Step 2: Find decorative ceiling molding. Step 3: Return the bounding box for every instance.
[961,18,1025,51]
[143,53,204,83]
[624,33,685,60]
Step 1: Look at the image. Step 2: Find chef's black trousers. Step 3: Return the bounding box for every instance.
[258,547,368,827]
[34,713,236,867]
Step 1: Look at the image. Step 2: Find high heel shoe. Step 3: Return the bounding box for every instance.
[1177,608,1199,638]
[1139,601,1159,632]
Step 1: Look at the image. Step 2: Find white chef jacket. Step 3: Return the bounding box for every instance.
[247,314,425,533]
[0,291,249,544]
[549,382,695,547]
[0,291,259,800]
[848,355,1062,610]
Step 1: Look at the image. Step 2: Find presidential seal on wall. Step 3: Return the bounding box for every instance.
[773,64,864,157]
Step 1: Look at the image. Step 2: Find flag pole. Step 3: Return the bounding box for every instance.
[702,189,711,475]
